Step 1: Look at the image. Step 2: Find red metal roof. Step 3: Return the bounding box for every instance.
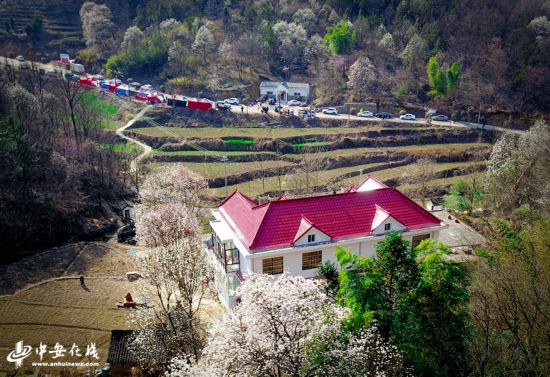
[218,188,441,251]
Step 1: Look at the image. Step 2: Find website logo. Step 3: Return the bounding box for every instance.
[7,340,32,368]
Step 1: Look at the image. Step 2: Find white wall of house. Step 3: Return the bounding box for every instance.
[209,209,443,309]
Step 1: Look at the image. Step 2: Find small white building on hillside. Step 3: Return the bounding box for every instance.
[260,81,310,103]
[205,176,447,309]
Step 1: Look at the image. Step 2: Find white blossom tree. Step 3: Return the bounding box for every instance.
[192,25,216,62]
[129,237,213,362]
[292,8,318,36]
[166,274,410,376]
[272,21,308,72]
[486,120,550,216]
[347,56,377,100]
[160,18,182,30]
[138,165,207,209]
[400,34,428,68]
[528,16,550,36]
[131,167,211,364]
[379,32,396,54]
[120,26,143,49]
[79,2,116,57]
[305,34,327,72]
[135,201,200,247]
[135,166,207,248]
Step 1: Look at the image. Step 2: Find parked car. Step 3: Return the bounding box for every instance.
[16,55,24,62]
[274,104,282,112]
[45,69,58,77]
[64,72,79,81]
[431,114,449,121]
[216,101,231,111]
[287,99,301,106]
[322,107,338,115]
[400,113,416,120]
[224,98,240,105]
[357,111,373,117]
[375,112,392,119]
[18,62,29,70]
[268,98,276,105]
[92,74,104,80]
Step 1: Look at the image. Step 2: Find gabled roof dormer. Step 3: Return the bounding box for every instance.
[356,176,388,192]
[371,205,406,235]
[293,215,332,246]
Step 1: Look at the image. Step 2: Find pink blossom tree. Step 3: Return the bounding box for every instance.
[135,166,208,248]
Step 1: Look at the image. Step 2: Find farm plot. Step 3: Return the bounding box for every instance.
[128,125,429,139]
[0,242,223,372]
[212,160,486,197]
[136,110,494,200]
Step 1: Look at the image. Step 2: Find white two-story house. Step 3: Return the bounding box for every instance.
[206,176,446,309]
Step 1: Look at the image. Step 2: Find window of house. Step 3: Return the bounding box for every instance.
[412,234,430,248]
[294,92,300,96]
[262,257,283,275]
[302,250,322,270]
[267,91,273,95]
[384,223,391,231]
[307,234,316,243]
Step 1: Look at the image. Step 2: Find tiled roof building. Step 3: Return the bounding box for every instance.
[206,177,446,308]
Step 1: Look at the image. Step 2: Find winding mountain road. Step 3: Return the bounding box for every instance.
[116,105,152,172]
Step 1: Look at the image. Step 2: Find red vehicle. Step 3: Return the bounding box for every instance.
[187,100,213,111]
[79,77,96,87]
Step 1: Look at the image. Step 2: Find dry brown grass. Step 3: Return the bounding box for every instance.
[0,242,224,373]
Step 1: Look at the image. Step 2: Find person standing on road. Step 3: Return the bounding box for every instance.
[241,105,244,113]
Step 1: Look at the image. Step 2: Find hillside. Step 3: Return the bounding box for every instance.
[1,0,548,125]
[0,0,140,60]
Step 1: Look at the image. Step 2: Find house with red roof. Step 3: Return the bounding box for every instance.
[206,176,446,308]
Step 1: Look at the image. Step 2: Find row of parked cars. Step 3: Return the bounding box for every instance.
[321,108,449,122]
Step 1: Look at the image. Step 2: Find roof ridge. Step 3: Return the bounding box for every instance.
[249,201,272,249]
[386,187,442,224]
[357,175,388,190]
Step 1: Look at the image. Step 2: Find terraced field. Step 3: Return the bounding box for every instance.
[130,124,430,139]
[131,109,494,200]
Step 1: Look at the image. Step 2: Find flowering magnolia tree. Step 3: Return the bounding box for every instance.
[135,201,200,247]
[135,166,208,248]
[129,237,213,362]
[131,166,213,363]
[138,165,207,209]
[166,274,410,377]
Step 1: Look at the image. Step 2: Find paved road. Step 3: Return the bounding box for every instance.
[1,55,523,135]
[232,104,524,134]
[116,105,152,172]
[1,56,72,75]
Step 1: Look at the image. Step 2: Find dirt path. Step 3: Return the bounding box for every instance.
[116,105,153,172]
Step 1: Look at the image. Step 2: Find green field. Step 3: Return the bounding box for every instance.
[102,143,142,154]
[81,92,118,116]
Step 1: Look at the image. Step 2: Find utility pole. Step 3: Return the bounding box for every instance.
[359,168,363,181]
[222,155,228,197]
